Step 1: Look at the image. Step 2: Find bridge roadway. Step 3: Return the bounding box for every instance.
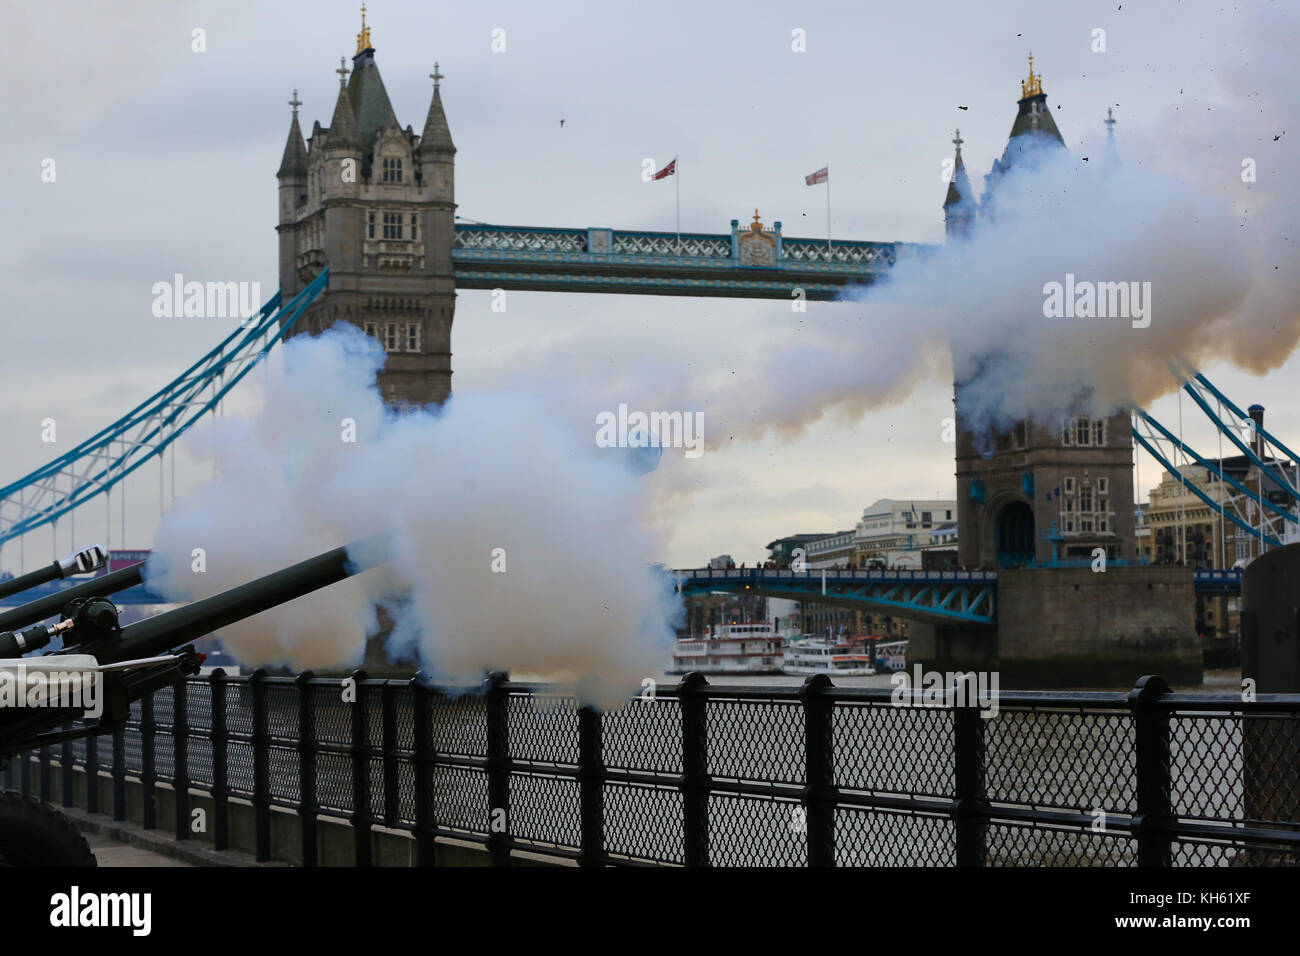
[0,567,1243,618]
[673,566,1244,626]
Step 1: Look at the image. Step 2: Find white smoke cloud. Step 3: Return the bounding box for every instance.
[544,125,1285,456]
[146,326,679,694]
[470,5,1298,457]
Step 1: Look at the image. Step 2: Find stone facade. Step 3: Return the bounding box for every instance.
[909,566,1201,688]
[995,566,1201,686]
[277,41,456,407]
[955,413,1136,568]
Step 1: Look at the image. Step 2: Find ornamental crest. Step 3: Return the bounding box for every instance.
[737,210,777,267]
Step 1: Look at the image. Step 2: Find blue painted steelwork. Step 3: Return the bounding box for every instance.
[1192,569,1242,594]
[1134,410,1296,525]
[1130,424,1284,549]
[673,567,997,625]
[674,563,1240,626]
[1179,375,1300,502]
[0,269,330,549]
[1134,369,1300,559]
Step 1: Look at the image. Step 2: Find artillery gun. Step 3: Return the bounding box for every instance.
[0,543,365,865]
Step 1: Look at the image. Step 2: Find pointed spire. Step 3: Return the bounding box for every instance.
[944,129,972,207]
[278,89,308,178]
[1102,107,1121,165]
[944,129,975,238]
[356,3,372,55]
[998,54,1065,160]
[328,57,360,150]
[418,61,456,156]
[1020,52,1043,99]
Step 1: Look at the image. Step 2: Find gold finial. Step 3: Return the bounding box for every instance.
[751,208,764,231]
[1020,52,1043,98]
[356,3,372,54]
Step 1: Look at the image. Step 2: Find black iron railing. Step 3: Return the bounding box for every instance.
[4,670,1300,866]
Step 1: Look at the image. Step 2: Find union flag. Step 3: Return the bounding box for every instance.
[653,158,676,180]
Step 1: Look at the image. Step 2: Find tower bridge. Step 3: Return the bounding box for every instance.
[0,15,1294,687]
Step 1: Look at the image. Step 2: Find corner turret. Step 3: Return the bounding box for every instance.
[943,128,975,239]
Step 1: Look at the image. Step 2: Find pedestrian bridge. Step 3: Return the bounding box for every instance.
[452,216,928,300]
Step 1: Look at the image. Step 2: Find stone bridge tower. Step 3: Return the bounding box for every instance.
[949,56,1136,569]
[276,9,456,406]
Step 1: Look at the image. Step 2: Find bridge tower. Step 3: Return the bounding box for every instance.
[276,9,457,406]
[951,55,1136,569]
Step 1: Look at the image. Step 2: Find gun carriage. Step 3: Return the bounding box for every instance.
[0,544,364,865]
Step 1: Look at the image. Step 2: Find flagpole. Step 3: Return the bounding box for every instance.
[675,155,681,254]
[825,161,832,253]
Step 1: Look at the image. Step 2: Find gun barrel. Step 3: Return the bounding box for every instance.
[104,545,369,664]
[0,545,107,601]
[0,562,145,634]
[0,562,65,601]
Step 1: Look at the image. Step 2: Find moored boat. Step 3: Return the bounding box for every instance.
[782,637,876,676]
[668,621,784,675]
[873,639,908,673]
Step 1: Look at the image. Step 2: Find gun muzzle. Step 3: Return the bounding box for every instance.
[104,544,375,664]
[0,544,108,601]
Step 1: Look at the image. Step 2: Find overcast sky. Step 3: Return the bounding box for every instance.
[2,0,1297,571]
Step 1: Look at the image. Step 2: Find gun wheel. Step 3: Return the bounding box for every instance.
[0,791,97,867]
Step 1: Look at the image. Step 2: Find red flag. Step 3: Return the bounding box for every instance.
[805,166,828,185]
[653,158,676,181]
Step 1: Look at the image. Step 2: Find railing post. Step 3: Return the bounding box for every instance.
[577,702,606,867]
[1130,675,1174,867]
[382,681,399,827]
[349,669,372,867]
[953,679,990,867]
[296,671,317,867]
[60,735,73,808]
[18,747,30,796]
[39,743,51,804]
[250,668,271,861]
[484,670,511,867]
[173,679,190,840]
[411,673,437,866]
[799,674,836,867]
[677,671,711,867]
[140,693,156,829]
[84,725,98,813]
[211,669,229,851]
[111,726,126,821]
